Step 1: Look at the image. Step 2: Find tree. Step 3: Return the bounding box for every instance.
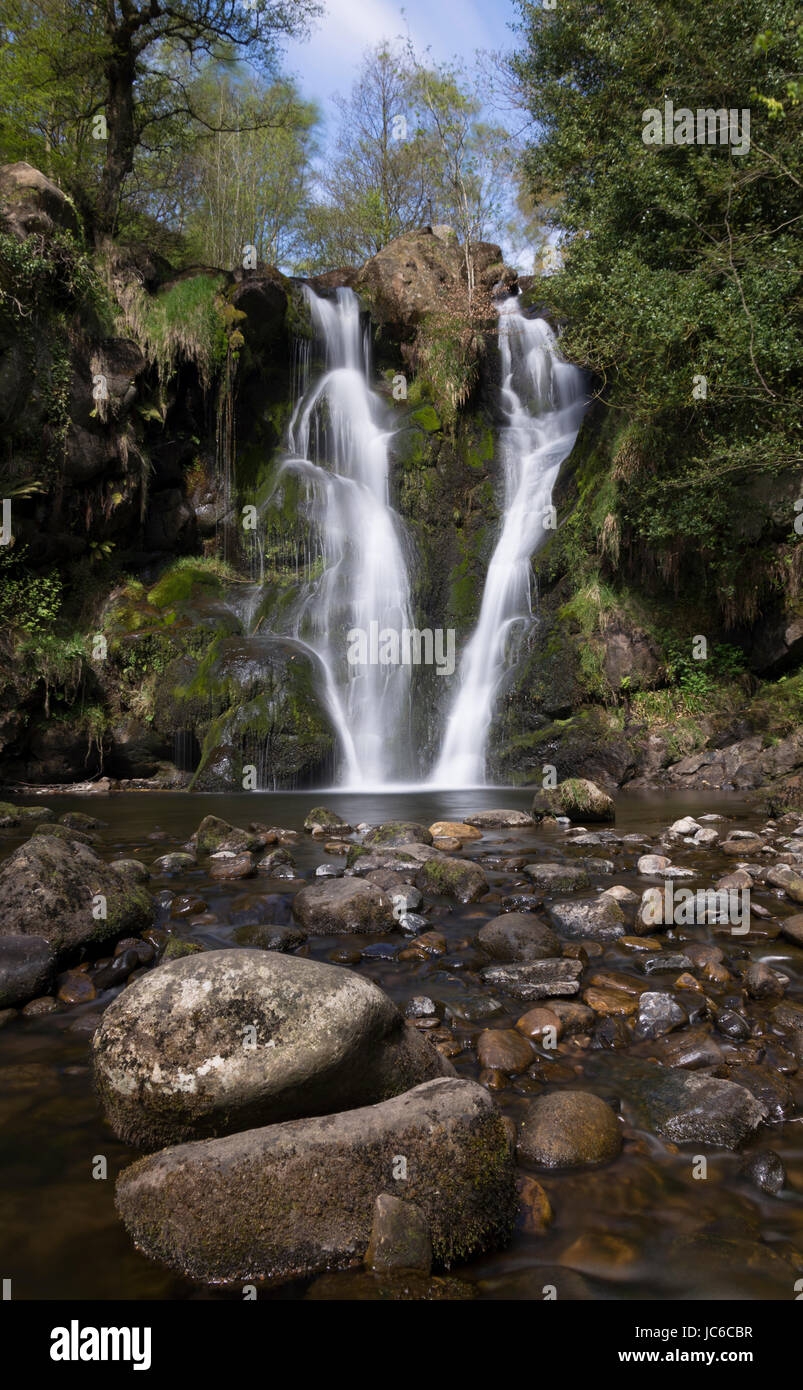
[511,0,802,619]
[181,69,319,269]
[410,57,509,307]
[302,41,440,269]
[0,0,320,238]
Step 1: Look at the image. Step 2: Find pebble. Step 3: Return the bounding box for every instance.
[740,1150,785,1195]
[476,1028,536,1074]
[518,1091,622,1169]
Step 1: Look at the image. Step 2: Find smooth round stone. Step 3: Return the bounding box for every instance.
[404,996,444,1020]
[638,855,671,875]
[110,858,150,883]
[432,836,462,852]
[476,1028,535,1074]
[515,1006,563,1043]
[744,962,785,998]
[518,1091,622,1169]
[208,852,255,880]
[152,852,196,874]
[428,821,482,842]
[740,1149,785,1195]
[58,971,98,1004]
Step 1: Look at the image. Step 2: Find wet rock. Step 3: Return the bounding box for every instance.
[169,895,207,918]
[715,1008,751,1041]
[766,864,803,904]
[515,1005,563,1043]
[92,948,142,991]
[726,1064,793,1120]
[640,951,693,974]
[771,999,803,1044]
[208,851,255,881]
[232,923,306,952]
[396,911,428,935]
[31,822,93,845]
[532,778,615,824]
[93,949,451,1147]
[500,892,543,912]
[0,835,153,961]
[634,992,688,1040]
[404,996,443,1021]
[398,930,447,959]
[22,996,58,1016]
[637,854,671,875]
[0,1008,17,1028]
[583,1054,768,1149]
[366,1193,432,1273]
[590,1015,631,1049]
[303,806,352,833]
[518,1091,622,1169]
[254,845,291,867]
[414,856,488,904]
[721,832,766,856]
[669,817,701,836]
[292,878,394,934]
[584,985,638,1017]
[465,809,534,828]
[0,935,55,1009]
[479,958,583,1001]
[547,895,626,943]
[477,913,560,962]
[694,828,719,846]
[476,1028,536,1074]
[523,862,590,892]
[363,821,433,848]
[115,1077,516,1282]
[744,962,786,998]
[161,939,204,961]
[644,1027,723,1069]
[314,862,341,879]
[517,1175,553,1235]
[194,816,263,854]
[433,835,462,851]
[740,1150,785,1195]
[780,913,803,945]
[152,852,197,874]
[428,821,482,842]
[110,859,150,884]
[544,999,595,1035]
[57,970,97,1005]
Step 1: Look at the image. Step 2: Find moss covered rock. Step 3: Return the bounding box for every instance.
[114,1076,515,1283]
[532,777,615,823]
[0,834,153,960]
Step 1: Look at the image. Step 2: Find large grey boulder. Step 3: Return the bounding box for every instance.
[0,835,153,960]
[92,949,452,1147]
[115,1077,516,1283]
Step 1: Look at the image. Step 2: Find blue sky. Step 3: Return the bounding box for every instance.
[284,0,520,112]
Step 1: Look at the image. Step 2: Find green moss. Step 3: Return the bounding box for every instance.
[412,404,442,433]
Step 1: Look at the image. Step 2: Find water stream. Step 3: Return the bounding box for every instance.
[432,298,589,787]
[276,286,415,788]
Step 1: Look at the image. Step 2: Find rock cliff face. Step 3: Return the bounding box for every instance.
[0,163,800,800]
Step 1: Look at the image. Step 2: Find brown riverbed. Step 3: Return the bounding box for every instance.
[1,787,801,1300]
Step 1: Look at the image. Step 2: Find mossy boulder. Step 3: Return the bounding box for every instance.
[532,777,615,823]
[363,821,433,848]
[414,855,489,904]
[114,1077,515,1283]
[0,835,153,961]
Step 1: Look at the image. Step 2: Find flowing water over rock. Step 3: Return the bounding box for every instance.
[432,299,589,787]
[274,287,415,788]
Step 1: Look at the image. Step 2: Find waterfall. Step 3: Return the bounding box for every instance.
[277,285,415,788]
[430,296,589,787]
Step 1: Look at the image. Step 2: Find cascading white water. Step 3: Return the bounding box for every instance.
[430,296,588,787]
[277,286,415,787]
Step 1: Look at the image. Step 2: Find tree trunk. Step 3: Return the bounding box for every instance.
[95,39,137,240]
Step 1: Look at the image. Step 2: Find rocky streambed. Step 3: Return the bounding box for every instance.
[1,784,802,1300]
